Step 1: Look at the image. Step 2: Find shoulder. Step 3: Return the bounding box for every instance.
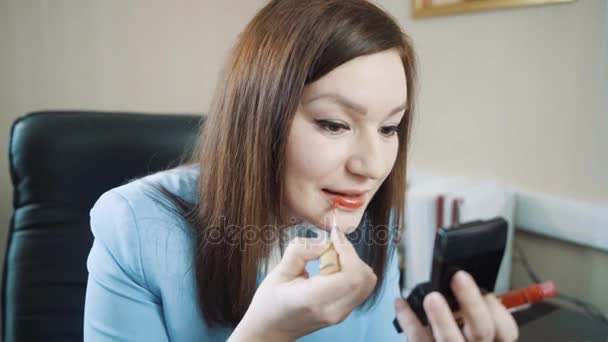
[89,164,200,293]
[90,164,199,237]
[98,163,199,211]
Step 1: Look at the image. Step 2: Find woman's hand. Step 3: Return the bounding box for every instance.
[229,227,377,342]
[394,271,518,342]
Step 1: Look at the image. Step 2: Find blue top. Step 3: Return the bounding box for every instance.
[84,165,403,341]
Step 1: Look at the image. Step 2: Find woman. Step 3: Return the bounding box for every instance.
[84,0,518,341]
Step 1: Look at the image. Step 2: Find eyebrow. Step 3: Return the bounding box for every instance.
[303,92,407,118]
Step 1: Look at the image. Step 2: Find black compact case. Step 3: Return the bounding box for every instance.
[431,218,508,310]
[394,217,508,331]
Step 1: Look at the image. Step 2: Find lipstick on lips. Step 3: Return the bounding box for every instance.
[322,188,366,209]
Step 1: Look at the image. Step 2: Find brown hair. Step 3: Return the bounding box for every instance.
[181,0,416,327]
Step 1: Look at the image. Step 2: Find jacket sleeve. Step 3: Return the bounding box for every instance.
[84,190,170,341]
[363,248,407,341]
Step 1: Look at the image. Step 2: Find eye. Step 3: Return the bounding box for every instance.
[315,120,349,134]
[379,125,400,137]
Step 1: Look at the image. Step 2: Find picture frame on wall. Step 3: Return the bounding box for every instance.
[412,0,576,19]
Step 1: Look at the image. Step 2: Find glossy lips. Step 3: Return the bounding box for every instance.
[322,189,366,209]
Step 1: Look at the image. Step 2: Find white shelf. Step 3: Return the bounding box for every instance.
[407,170,608,252]
[514,190,608,252]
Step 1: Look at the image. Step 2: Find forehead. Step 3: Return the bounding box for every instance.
[301,49,408,114]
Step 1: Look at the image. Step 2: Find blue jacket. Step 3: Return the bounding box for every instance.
[84,165,403,341]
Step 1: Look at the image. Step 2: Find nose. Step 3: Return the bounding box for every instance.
[345,130,386,180]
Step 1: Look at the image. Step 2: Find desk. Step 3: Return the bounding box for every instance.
[514,302,608,341]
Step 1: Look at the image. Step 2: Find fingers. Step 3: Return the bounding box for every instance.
[306,224,376,308]
[396,270,517,342]
[395,298,433,341]
[484,294,519,342]
[451,271,494,342]
[276,237,330,280]
[328,224,376,297]
[424,292,465,342]
[329,223,359,269]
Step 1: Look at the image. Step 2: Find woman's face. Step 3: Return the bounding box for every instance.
[282,49,408,233]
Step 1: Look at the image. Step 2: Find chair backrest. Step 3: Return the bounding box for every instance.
[3,111,202,341]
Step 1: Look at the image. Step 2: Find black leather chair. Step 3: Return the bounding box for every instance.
[3,111,202,341]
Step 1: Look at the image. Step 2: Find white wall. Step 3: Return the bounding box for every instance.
[379,0,607,205]
[381,0,608,315]
[1,0,606,315]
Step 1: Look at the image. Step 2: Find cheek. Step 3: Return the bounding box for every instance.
[282,116,348,223]
[284,118,342,184]
[386,143,400,174]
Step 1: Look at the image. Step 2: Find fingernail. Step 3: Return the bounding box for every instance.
[330,222,339,239]
[424,291,442,309]
[331,209,338,232]
[454,270,469,282]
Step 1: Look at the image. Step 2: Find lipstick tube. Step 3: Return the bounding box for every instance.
[499,281,557,311]
[319,206,340,275]
[451,281,557,324]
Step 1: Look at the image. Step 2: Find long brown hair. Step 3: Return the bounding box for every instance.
[176,0,417,327]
